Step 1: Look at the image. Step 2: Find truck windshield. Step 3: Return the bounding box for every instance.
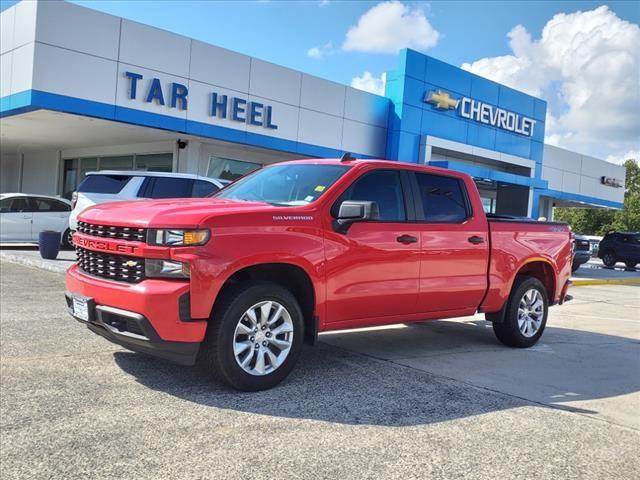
[214,164,349,206]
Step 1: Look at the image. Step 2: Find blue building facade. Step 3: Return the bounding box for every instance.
[385,49,550,218]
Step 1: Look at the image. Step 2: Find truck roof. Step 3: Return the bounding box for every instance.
[281,158,470,177]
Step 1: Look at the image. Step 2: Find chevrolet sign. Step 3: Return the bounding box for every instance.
[425,90,537,137]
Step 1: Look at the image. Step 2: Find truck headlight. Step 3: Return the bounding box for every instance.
[145,259,190,279]
[148,229,209,246]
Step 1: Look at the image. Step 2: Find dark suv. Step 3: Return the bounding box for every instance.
[598,232,640,268]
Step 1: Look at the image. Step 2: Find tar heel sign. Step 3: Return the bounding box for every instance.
[124,71,278,130]
[425,90,536,137]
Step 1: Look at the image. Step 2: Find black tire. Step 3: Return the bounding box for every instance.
[571,262,580,273]
[61,229,74,249]
[492,275,548,348]
[602,250,617,267]
[199,281,304,391]
[625,262,637,269]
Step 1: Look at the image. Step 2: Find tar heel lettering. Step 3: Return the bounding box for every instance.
[124,71,278,130]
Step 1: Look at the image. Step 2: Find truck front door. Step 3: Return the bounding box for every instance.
[324,169,420,324]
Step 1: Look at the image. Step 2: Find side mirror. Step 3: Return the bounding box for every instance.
[333,200,379,234]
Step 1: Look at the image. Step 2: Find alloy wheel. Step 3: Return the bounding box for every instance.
[517,288,544,338]
[233,300,294,376]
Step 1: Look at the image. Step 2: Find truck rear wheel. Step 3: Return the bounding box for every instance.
[492,276,548,348]
[199,281,304,391]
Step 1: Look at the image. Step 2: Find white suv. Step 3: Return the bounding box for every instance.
[69,171,227,233]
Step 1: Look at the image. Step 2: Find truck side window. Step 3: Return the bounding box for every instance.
[339,170,406,222]
[415,173,469,222]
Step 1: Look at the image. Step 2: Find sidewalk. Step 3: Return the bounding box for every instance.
[0,247,76,275]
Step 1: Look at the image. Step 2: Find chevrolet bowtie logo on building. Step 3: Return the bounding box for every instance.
[424,89,537,137]
[425,90,459,110]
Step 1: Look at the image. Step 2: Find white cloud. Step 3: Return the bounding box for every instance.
[307,42,333,59]
[319,0,330,6]
[605,150,640,165]
[351,71,387,96]
[342,1,440,54]
[461,6,640,162]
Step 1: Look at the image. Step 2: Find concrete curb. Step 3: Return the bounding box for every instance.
[0,251,70,275]
[572,277,640,287]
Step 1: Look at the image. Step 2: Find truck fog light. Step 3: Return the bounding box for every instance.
[145,259,190,279]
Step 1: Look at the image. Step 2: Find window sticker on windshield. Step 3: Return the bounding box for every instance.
[305,195,314,202]
[314,185,326,192]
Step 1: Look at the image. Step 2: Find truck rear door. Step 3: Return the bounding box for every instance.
[408,171,489,312]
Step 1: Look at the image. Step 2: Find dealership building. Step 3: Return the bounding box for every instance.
[1,0,626,219]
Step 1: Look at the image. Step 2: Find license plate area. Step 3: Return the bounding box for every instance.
[71,295,95,322]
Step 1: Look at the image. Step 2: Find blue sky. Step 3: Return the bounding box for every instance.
[1,0,638,161]
[1,1,637,87]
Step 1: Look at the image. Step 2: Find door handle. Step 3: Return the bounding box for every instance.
[397,234,418,244]
[468,235,485,244]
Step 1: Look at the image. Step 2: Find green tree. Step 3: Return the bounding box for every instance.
[554,159,639,235]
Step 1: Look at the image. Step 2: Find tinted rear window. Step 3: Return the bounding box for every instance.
[415,173,469,222]
[192,180,219,197]
[148,177,192,199]
[78,175,132,194]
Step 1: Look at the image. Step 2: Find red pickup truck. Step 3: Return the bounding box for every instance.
[66,158,572,391]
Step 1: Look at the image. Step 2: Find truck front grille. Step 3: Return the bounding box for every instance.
[76,246,145,283]
[575,240,590,251]
[77,221,146,242]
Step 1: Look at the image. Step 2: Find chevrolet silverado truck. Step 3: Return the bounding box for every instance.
[66,158,573,391]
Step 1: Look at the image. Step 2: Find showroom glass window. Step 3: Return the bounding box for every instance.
[62,153,172,198]
[207,156,261,181]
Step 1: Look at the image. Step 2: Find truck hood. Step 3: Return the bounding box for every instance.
[78,198,277,228]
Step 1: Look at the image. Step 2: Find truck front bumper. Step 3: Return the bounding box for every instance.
[65,264,207,365]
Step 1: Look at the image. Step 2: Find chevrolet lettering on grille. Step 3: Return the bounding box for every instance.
[74,235,138,255]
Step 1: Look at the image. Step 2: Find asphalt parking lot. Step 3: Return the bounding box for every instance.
[1,260,639,479]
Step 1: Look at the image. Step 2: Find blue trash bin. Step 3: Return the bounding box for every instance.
[38,231,61,260]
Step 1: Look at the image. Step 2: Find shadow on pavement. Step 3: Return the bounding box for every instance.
[113,320,639,426]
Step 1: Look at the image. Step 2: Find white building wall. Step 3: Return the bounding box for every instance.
[0,0,389,158]
[20,151,59,195]
[0,153,20,192]
[542,145,625,204]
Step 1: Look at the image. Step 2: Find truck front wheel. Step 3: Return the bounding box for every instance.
[492,276,548,348]
[199,281,304,391]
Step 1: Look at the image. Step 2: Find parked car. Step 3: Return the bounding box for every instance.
[572,234,592,272]
[597,232,640,268]
[0,193,72,247]
[65,158,572,391]
[69,171,227,236]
